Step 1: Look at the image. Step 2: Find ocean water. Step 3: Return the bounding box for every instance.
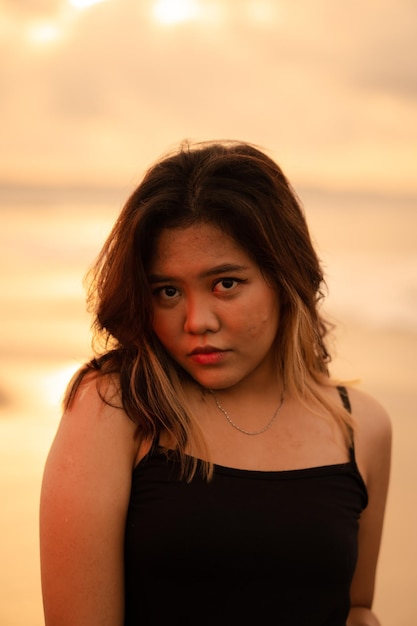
[1,184,416,418]
[303,188,417,334]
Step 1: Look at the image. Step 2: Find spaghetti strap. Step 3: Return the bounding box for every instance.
[337,385,356,462]
[337,385,351,413]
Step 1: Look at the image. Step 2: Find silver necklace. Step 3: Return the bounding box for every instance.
[209,390,285,436]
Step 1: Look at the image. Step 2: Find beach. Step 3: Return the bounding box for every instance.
[1,187,416,625]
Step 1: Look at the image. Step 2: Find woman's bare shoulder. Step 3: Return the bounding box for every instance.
[344,385,392,485]
[50,370,141,471]
[346,385,392,437]
[66,368,121,413]
[61,369,153,468]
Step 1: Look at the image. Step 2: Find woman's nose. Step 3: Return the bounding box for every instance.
[183,296,220,334]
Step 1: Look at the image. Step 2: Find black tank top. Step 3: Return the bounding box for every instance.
[124,387,368,625]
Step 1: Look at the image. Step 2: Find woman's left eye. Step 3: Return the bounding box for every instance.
[213,278,243,292]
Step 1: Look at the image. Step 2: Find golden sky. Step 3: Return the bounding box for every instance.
[1,0,416,192]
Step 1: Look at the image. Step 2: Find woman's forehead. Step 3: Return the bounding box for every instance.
[149,223,252,274]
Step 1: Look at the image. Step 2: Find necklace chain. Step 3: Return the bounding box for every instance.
[209,390,285,436]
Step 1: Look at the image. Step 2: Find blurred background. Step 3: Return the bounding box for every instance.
[0,1,416,624]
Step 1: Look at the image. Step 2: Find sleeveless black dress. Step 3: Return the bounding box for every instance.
[124,387,367,625]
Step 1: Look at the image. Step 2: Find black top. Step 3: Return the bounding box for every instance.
[124,389,368,625]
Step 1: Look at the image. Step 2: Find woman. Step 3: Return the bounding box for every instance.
[40,140,391,625]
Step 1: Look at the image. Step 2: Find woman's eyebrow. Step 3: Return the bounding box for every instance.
[147,273,174,284]
[200,263,249,278]
[147,263,249,284]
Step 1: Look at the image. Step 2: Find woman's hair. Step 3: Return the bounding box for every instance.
[65,139,354,479]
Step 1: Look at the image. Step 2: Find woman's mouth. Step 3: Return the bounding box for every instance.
[188,347,228,365]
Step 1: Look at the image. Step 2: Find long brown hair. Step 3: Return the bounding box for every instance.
[65,140,353,479]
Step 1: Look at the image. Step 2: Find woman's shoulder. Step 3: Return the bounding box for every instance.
[63,368,152,467]
[57,369,140,462]
[66,367,120,409]
[345,385,392,437]
[62,367,114,418]
[344,385,392,485]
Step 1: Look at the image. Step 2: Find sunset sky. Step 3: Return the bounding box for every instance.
[1,0,416,192]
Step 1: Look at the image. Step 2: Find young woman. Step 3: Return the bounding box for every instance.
[40,140,391,625]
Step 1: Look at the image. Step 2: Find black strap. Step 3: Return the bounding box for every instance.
[337,385,351,414]
[336,385,356,461]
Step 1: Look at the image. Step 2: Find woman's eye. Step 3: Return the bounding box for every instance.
[213,278,241,292]
[154,286,179,299]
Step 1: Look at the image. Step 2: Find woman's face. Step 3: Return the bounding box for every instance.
[147,222,280,392]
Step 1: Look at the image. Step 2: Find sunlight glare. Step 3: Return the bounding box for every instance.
[152,0,201,25]
[41,363,81,408]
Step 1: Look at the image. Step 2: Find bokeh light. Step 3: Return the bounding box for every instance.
[152,0,201,24]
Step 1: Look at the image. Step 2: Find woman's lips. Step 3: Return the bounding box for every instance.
[188,347,228,365]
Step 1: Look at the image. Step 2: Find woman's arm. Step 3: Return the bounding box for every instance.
[346,388,392,626]
[40,375,139,626]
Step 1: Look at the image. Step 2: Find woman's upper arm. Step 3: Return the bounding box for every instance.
[348,388,392,621]
[40,376,139,626]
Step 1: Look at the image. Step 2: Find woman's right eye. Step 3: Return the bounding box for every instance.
[154,286,179,299]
